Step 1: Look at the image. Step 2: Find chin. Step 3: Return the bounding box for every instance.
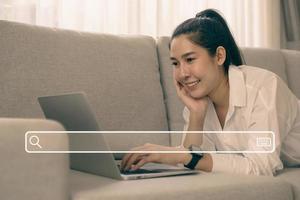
[187,86,209,98]
[189,91,206,99]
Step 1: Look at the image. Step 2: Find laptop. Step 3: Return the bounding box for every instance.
[38,92,197,180]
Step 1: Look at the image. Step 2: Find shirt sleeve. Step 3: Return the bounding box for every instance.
[281,100,300,166]
[211,75,298,176]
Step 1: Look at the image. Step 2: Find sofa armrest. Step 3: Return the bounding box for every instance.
[0,118,69,200]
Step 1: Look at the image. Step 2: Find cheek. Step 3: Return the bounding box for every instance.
[202,70,219,90]
[195,60,217,79]
[191,60,211,77]
[190,66,205,79]
[173,69,180,80]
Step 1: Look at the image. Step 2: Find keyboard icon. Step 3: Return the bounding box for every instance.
[256,137,272,147]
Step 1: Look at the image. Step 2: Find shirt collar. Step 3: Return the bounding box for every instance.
[228,65,246,107]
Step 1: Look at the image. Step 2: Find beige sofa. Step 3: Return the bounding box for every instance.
[0,20,299,200]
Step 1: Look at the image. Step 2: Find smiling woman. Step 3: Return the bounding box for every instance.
[121,9,300,176]
[0,0,281,48]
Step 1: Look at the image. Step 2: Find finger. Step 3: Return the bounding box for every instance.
[176,87,194,104]
[174,81,184,97]
[124,153,145,171]
[173,79,183,91]
[173,80,190,99]
[122,153,143,171]
[121,145,145,170]
[131,157,149,170]
[121,153,132,171]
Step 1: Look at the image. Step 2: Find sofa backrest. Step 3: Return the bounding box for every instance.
[157,37,300,146]
[0,20,170,150]
[1,20,299,149]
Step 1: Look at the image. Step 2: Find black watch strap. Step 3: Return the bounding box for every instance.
[184,153,203,170]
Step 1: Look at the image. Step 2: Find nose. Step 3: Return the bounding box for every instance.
[178,64,190,80]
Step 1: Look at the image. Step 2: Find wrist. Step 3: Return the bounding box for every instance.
[189,111,205,121]
[189,113,205,130]
[180,153,192,165]
[175,146,192,165]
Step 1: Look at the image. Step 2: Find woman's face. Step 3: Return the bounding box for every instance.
[170,34,224,99]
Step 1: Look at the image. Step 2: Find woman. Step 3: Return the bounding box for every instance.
[121,9,300,176]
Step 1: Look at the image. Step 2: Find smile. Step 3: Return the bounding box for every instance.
[184,80,200,87]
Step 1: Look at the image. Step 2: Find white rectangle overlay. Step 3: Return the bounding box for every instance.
[25,131,275,154]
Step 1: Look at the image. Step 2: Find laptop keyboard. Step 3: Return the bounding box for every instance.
[117,164,171,175]
[122,168,163,175]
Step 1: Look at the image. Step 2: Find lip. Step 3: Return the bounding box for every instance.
[183,80,200,89]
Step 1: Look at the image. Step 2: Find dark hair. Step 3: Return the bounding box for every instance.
[170,9,244,74]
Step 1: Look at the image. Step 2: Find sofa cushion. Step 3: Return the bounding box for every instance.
[0,20,170,150]
[276,168,300,200]
[281,50,300,98]
[70,170,293,200]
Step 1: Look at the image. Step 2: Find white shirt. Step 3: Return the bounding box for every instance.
[182,65,300,176]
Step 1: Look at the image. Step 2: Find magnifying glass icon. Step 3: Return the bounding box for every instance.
[29,135,42,149]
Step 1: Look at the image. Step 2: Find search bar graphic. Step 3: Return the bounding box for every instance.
[25,131,275,153]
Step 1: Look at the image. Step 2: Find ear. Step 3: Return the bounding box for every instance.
[216,46,226,66]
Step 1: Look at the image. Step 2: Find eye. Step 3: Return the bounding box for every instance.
[186,57,195,63]
[172,61,179,67]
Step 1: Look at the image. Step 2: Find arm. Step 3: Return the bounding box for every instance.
[181,106,213,172]
[182,106,205,148]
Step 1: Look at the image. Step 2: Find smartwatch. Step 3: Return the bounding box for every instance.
[184,145,204,170]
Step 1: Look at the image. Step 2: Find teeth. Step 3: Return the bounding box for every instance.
[186,80,200,87]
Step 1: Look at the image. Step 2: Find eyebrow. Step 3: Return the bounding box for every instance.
[170,52,196,60]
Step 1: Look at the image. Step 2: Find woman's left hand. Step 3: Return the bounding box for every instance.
[120,144,188,172]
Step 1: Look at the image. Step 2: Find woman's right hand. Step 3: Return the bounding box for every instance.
[173,77,209,120]
[174,77,209,147]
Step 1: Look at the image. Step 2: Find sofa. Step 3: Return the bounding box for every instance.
[0,20,299,200]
